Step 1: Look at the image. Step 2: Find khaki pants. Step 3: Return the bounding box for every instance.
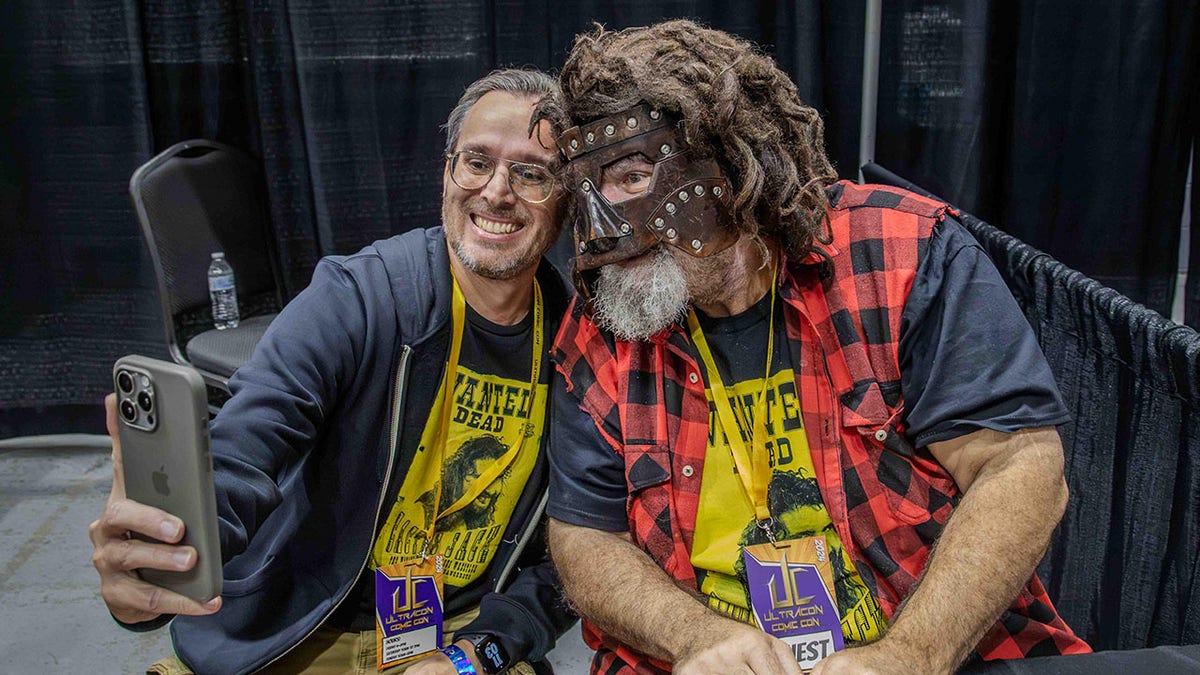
[148,608,536,674]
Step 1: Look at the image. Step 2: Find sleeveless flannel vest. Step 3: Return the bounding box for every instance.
[552,182,1089,674]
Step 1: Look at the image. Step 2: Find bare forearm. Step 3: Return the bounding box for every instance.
[548,518,735,663]
[886,429,1068,671]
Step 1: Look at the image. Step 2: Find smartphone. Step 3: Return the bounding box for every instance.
[113,355,222,602]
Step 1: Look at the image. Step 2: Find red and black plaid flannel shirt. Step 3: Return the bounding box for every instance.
[553,182,1090,673]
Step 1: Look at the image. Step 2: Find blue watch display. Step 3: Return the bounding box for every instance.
[454,633,510,674]
[441,644,477,675]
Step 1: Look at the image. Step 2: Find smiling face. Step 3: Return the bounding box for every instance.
[442,91,561,281]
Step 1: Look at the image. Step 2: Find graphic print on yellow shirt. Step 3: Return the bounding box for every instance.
[689,294,886,644]
[372,299,546,589]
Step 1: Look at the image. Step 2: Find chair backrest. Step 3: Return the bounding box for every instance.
[130,140,283,363]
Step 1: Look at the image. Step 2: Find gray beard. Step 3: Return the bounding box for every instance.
[449,236,526,280]
[593,248,691,341]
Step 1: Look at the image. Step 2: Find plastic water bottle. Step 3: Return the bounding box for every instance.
[207,252,240,330]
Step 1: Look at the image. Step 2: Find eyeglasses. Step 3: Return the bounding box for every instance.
[446,150,557,204]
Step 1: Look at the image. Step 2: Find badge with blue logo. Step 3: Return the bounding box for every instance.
[375,555,445,670]
[743,536,843,672]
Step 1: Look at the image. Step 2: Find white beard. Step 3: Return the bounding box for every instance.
[592,248,691,341]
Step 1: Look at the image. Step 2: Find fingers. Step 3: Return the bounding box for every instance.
[745,651,784,675]
[676,629,803,675]
[91,534,197,576]
[105,394,125,501]
[748,641,804,675]
[102,572,222,624]
[105,392,119,438]
[90,512,218,625]
[93,497,185,545]
[770,640,805,675]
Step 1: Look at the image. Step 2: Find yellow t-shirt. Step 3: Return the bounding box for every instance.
[690,301,886,644]
[372,325,546,587]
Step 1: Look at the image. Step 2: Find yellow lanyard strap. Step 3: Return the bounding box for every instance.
[425,275,543,546]
[686,268,777,525]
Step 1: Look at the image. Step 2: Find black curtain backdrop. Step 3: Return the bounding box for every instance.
[969,211,1200,651]
[0,2,1195,436]
[874,0,1200,317]
[0,0,863,436]
[864,162,1200,650]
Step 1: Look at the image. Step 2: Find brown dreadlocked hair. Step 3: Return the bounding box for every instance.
[538,20,838,258]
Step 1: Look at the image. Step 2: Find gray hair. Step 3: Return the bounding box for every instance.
[443,68,559,154]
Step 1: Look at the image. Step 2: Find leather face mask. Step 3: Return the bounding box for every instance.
[557,103,738,298]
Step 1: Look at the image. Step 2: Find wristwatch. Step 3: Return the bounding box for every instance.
[455,633,510,674]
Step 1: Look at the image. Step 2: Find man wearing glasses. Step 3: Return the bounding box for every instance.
[90,69,575,674]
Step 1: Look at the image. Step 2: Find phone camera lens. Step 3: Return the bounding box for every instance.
[117,371,134,394]
[137,391,153,412]
[120,399,137,422]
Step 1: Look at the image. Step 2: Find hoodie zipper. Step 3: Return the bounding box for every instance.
[494,490,548,590]
[254,345,412,673]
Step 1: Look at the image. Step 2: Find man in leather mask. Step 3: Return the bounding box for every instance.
[550,97,822,341]
[557,101,739,340]
[540,19,1089,675]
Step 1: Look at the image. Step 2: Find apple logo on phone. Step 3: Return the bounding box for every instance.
[152,466,171,496]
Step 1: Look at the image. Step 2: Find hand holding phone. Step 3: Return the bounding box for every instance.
[89,356,224,623]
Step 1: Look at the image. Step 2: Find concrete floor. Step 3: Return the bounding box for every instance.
[0,436,593,673]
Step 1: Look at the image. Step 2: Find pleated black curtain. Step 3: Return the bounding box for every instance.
[864,162,1200,650]
[2,1,1196,435]
[0,0,859,436]
[1187,149,1200,326]
[965,212,1200,651]
[873,0,1200,319]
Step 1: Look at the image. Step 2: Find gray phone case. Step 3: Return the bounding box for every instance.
[114,355,222,602]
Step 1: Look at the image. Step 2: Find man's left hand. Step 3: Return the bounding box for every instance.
[811,640,937,675]
[405,640,485,675]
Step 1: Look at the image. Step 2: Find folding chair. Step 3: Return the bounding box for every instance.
[129,140,284,400]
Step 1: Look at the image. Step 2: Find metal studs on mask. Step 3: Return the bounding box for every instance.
[665,228,677,239]
[713,186,724,197]
[570,139,579,151]
[579,242,587,253]
[586,131,595,144]
[605,124,616,136]
[654,217,665,230]
[620,222,632,234]
[660,144,672,156]
[694,185,705,196]
[665,203,677,214]
[678,191,689,202]
[691,239,703,251]
[581,180,592,192]
[626,117,638,129]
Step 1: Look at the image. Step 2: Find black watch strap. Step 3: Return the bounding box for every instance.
[456,633,509,674]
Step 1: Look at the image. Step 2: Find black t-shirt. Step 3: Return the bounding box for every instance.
[329,304,537,630]
[548,216,1070,532]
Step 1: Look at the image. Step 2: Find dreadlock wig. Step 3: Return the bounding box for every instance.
[542,20,838,258]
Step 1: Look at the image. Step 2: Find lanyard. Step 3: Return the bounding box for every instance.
[421,274,543,557]
[686,262,778,537]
